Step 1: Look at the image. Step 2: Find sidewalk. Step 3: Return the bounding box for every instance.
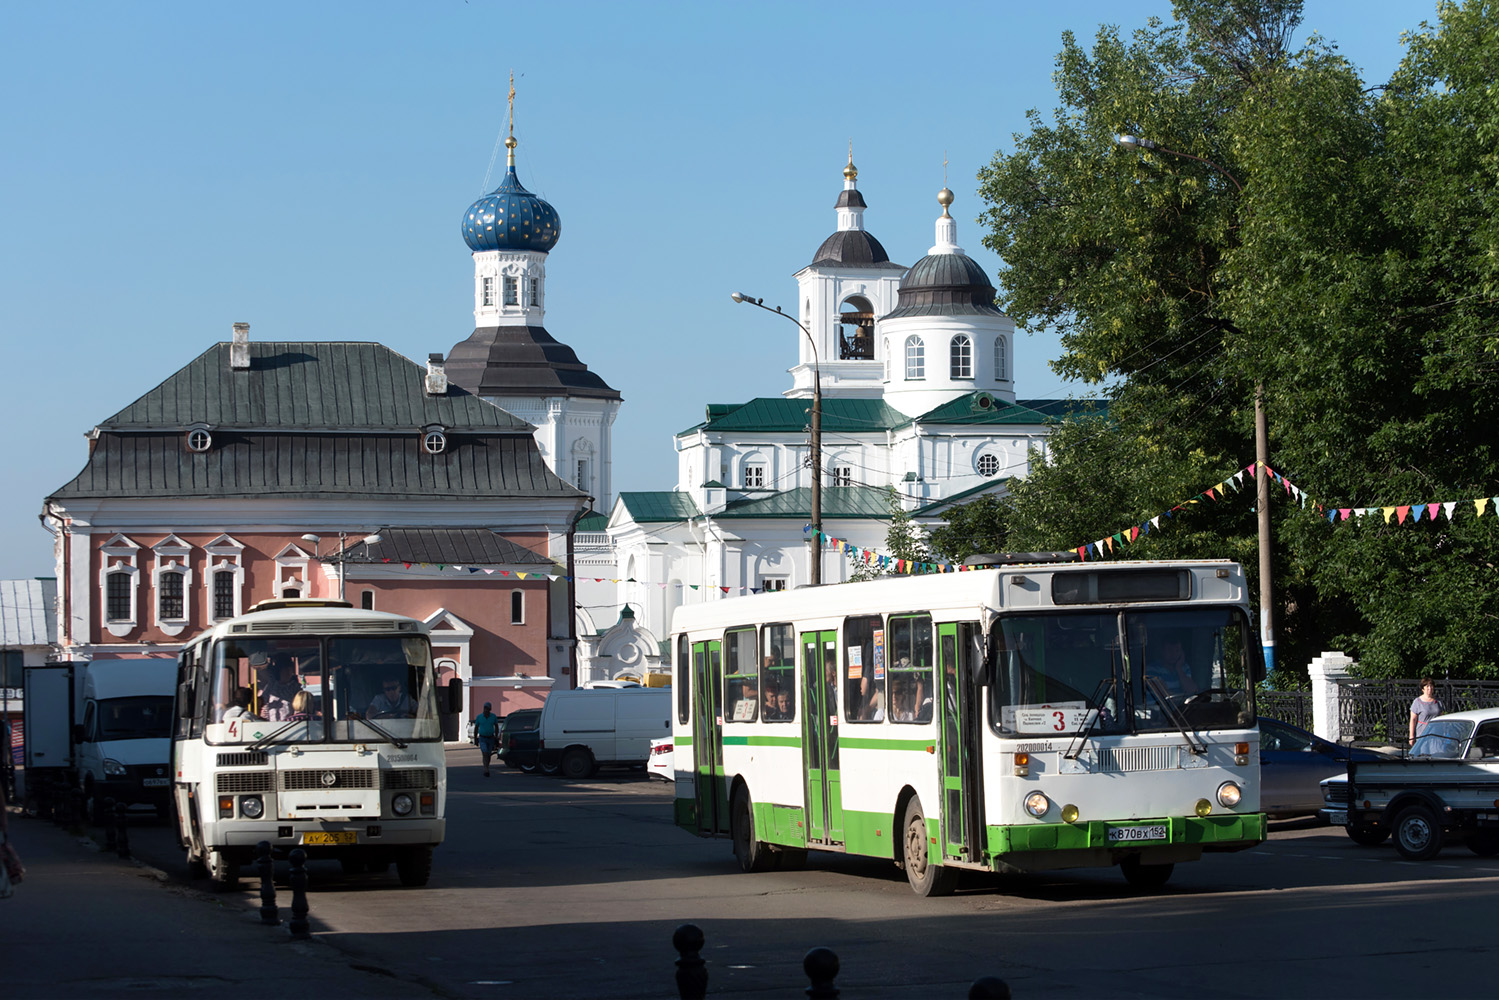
[0,809,436,999]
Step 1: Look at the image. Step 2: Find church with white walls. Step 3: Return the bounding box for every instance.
[576,155,1080,683]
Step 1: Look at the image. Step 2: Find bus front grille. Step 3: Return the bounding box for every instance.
[281,769,377,791]
[217,771,274,793]
[1097,746,1177,772]
[217,752,269,768]
[382,768,437,790]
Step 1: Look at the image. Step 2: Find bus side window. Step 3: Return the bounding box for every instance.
[843,615,884,723]
[889,614,935,724]
[723,627,759,722]
[763,623,795,722]
[676,634,690,725]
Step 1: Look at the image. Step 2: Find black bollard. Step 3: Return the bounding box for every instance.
[257,840,280,926]
[103,797,117,851]
[114,800,131,859]
[287,848,310,940]
[969,976,1012,999]
[672,923,707,1000]
[803,947,839,999]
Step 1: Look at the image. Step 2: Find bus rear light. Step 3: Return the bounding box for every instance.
[218,796,235,818]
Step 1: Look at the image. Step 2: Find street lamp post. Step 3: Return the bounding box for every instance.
[301,531,383,601]
[1116,135,1274,677]
[731,292,823,586]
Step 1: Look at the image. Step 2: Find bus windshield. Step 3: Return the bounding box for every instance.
[97,696,174,740]
[990,606,1254,736]
[208,634,440,744]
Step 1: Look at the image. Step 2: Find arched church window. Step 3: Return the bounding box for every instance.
[951,335,973,379]
[837,296,875,360]
[994,337,1007,380]
[905,336,925,380]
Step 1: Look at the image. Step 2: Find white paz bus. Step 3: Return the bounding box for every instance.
[671,555,1265,895]
[170,599,460,888]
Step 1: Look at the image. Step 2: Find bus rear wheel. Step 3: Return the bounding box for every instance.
[731,787,776,873]
[901,798,957,897]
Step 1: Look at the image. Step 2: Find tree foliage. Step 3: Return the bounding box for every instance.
[964,0,1499,681]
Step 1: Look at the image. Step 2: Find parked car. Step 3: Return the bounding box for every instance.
[538,688,671,779]
[1259,717,1389,818]
[497,708,543,772]
[647,738,674,782]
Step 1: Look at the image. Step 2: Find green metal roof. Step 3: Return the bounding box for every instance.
[913,393,1056,426]
[679,398,909,436]
[913,478,1010,516]
[574,511,610,532]
[616,492,704,523]
[718,486,893,520]
[100,341,534,432]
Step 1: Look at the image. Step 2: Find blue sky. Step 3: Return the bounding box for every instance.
[0,1,1431,581]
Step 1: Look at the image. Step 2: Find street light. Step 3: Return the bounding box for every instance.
[301,531,384,601]
[731,292,823,586]
[1115,134,1274,677]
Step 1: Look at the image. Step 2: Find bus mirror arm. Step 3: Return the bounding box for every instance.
[446,676,463,714]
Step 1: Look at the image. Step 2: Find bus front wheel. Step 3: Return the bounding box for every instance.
[901,798,957,897]
[207,848,240,892]
[396,846,434,887]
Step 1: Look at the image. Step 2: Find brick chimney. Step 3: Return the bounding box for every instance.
[230,322,251,370]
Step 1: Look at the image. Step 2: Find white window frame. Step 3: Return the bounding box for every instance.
[905,336,925,380]
[831,466,853,487]
[994,336,1008,381]
[743,463,766,489]
[951,335,973,379]
[761,577,788,593]
[510,589,525,625]
[504,275,519,306]
[186,426,212,453]
[205,533,245,622]
[151,534,193,636]
[883,338,890,382]
[275,544,313,600]
[424,428,447,454]
[482,275,495,307]
[977,453,1001,477]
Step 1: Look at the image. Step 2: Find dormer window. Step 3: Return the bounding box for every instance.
[423,429,448,455]
[186,428,212,453]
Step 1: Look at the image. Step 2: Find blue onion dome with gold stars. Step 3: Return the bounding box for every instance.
[461,162,561,253]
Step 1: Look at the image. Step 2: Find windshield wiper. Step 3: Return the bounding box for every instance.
[349,715,409,749]
[247,720,306,753]
[1063,678,1116,761]
[1143,676,1206,755]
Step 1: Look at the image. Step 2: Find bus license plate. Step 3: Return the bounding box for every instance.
[301,832,357,846]
[142,777,170,787]
[1108,824,1167,843]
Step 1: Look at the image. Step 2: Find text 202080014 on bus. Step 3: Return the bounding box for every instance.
[170,598,461,890]
[670,556,1265,895]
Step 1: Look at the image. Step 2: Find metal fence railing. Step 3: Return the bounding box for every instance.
[1335,678,1499,743]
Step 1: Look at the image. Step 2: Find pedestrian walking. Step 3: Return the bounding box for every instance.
[473,702,501,776]
[1409,676,1443,744]
[1,779,24,899]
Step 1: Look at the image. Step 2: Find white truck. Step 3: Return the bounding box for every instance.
[21,660,177,823]
[1319,707,1499,860]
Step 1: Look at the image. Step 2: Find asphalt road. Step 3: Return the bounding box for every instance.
[107,746,1499,998]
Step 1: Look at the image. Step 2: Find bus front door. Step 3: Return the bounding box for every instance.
[937,622,983,863]
[691,639,728,836]
[800,630,843,845]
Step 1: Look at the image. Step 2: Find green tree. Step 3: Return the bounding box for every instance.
[851,488,931,581]
[971,0,1499,680]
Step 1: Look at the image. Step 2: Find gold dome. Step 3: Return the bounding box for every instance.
[843,156,858,181]
[937,186,954,215]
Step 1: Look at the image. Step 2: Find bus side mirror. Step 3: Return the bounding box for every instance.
[446,677,463,714]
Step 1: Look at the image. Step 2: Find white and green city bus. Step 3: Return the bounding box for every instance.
[670,555,1265,895]
[170,599,460,889]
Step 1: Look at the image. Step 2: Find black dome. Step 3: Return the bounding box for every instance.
[884,253,1002,319]
[810,230,892,267]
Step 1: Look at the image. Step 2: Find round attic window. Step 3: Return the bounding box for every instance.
[423,429,447,455]
[186,429,212,453]
[976,453,1000,477]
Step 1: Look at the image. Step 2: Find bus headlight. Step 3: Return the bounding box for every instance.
[103,758,127,776]
[1024,792,1051,818]
[1217,782,1243,808]
[392,793,415,817]
[240,796,264,820]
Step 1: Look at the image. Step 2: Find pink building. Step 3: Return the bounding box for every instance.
[42,329,589,727]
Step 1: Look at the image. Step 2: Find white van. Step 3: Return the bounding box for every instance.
[538,688,671,779]
[75,660,178,821]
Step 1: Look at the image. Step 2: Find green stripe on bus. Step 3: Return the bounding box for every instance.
[723,735,802,748]
[838,737,934,752]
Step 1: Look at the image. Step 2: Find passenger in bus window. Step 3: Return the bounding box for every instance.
[223,687,260,722]
[891,675,917,722]
[858,674,885,721]
[762,680,780,720]
[775,688,794,721]
[290,690,314,722]
[366,677,416,719]
[256,653,301,721]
